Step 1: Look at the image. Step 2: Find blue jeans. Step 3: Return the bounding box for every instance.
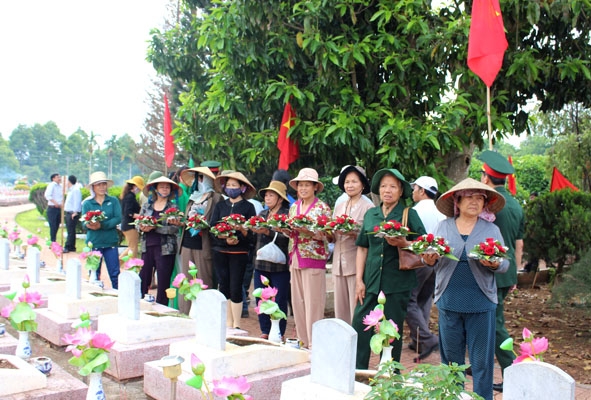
[253,269,290,336]
[95,247,120,289]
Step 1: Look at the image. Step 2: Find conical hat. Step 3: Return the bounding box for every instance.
[214,170,256,199]
[436,178,505,217]
[143,176,183,197]
[180,167,216,187]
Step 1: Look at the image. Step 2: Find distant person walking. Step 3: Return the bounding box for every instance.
[63,175,82,253]
[44,173,63,243]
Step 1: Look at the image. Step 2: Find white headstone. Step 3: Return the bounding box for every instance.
[118,271,141,320]
[26,247,41,283]
[193,290,227,351]
[504,361,575,400]
[65,258,82,299]
[0,238,9,269]
[310,318,357,394]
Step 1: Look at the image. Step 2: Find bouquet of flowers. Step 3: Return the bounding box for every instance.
[253,275,287,321]
[26,234,42,251]
[371,220,411,238]
[244,216,267,230]
[210,222,236,239]
[79,242,102,271]
[322,214,359,233]
[265,214,290,230]
[159,207,184,223]
[185,214,210,232]
[288,214,315,230]
[223,213,246,227]
[121,252,144,274]
[172,261,208,302]
[186,353,252,400]
[362,291,401,355]
[63,310,115,376]
[132,215,160,227]
[81,210,107,224]
[500,327,549,364]
[406,233,458,260]
[0,275,43,332]
[469,237,508,262]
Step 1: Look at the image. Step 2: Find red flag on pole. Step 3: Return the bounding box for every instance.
[550,167,579,192]
[163,94,175,168]
[507,155,517,195]
[467,0,509,87]
[277,102,299,170]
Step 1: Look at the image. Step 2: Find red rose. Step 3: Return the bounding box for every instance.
[374,226,380,232]
[383,223,392,230]
[444,246,451,253]
[393,222,401,230]
[484,247,495,255]
[426,233,435,242]
[437,238,445,245]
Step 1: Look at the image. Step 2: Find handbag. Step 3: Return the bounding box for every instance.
[256,233,287,264]
[397,207,424,270]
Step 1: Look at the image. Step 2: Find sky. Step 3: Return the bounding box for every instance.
[0,1,170,145]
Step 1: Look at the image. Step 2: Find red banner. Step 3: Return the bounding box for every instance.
[550,167,578,192]
[164,94,175,168]
[507,155,516,195]
[467,0,508,87]
[277,102,299,170]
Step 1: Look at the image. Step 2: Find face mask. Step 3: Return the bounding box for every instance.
[225,187,243,199]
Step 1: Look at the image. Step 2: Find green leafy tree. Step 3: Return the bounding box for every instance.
[524,190,591,275]
[0,135,19,182]
[147,0,591,184]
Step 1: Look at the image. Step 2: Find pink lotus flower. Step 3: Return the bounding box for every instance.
[377,290,386,305]
[23,274,30,288]
[50,241,63,258]
[253,300,262,315]
[260,286,278,301]
[91,332,115,350]
[191,353,205,376]
[362,308,384,331]
[8,230,19,241]
[260,275,270,286]
[172,273,187,288]
[1,303,15,318]
[18,291,43,308]
[63,327,94,348]
[522,327,533,340]
[213,376,252,399]
[27,235,39,246]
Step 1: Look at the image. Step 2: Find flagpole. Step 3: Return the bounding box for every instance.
[487,86,493,150]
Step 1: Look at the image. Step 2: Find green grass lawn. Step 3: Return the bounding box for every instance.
[15,208,87,250]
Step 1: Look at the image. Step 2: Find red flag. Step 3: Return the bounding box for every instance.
[277,102,299,170]
[467,0,509,87]
[550,167,579,192]
[163,94,175,168]
[507,155,516,195]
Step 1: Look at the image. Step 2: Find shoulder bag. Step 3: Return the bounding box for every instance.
[398,207,424,270]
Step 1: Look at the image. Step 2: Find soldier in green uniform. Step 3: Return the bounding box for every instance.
[479,150,525,393]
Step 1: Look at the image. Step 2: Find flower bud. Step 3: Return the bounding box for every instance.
[22,274,30,289]
[377,291,386,305]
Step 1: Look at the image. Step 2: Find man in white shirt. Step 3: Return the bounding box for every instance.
[406,176,446,361]
[63,175,82,252]
[44,173,63,243]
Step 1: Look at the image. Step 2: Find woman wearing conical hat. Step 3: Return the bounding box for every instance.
[138,176,184,305]
[81,171,122,289]
[177,166,223,315]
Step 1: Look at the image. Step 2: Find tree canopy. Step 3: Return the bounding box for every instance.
[147,0,591,187]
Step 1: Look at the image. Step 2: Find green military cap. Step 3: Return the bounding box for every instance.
[147,170,163,182]
[200,160,221,174]
[478,150,514,178]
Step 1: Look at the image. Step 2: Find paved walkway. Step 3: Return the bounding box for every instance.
[3,202,591,399]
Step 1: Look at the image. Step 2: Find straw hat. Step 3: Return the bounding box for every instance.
[289,168,324,193]
[214,170,256,199]
[337,165,370,195]
[125,176,145,191]
[259,181,288,202]
[180,167,216,187]
[370,168,412,199]
[143,176,183,197]
[436,178,506,217]
[87,171,114,190]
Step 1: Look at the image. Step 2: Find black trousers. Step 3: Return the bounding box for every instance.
[64,212,80,251]
[46,207,61,242]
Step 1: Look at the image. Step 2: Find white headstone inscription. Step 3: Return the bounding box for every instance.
[194,290,227,351]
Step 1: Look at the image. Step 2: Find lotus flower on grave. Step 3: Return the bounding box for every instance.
[363,291,401,355]
[79,242,102,271]
[500,327,549,364]
[0,274,43,332]
[172,261,208,301]
[121,252,144,274]
[186,352,253,400]
[252,275,287,321]
[63,309,115,376]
